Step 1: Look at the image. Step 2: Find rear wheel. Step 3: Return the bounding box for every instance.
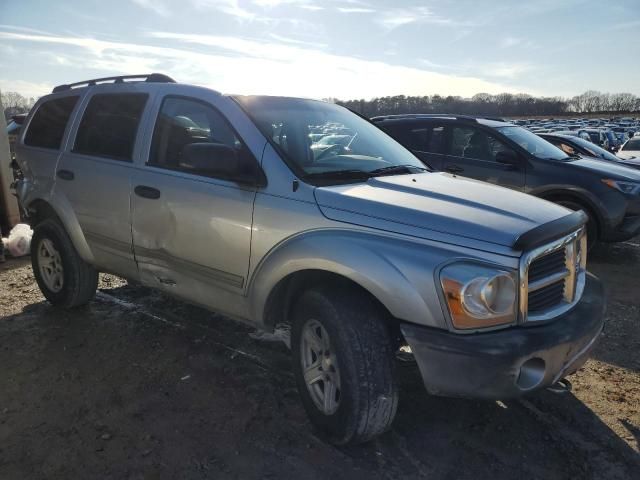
[291,286,398,445]
[31,219,98,308]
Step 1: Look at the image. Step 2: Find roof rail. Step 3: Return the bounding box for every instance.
[371,114,479,122]
[52,73,176,93]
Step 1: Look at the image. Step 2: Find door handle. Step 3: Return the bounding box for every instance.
[56,169,75,181]
[445,165,464,174]
[134,185,161,199]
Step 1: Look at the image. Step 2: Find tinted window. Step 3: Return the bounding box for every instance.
[451,127,514,162]
[24,96,79,149]
[623,138,640,150]
[74,93,148,161]
[149,97,246,172]
[384,124,445,154]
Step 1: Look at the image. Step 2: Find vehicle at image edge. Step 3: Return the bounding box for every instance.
[15,74,606,445]
[374,114,640,248]
[540,133,640,170]
[616,137,640,163]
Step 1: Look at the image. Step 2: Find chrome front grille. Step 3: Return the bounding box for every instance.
[519,228,587,323]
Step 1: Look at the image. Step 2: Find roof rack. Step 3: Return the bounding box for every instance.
[371,113,508,123]
[371,114,479,122]
[52,73,176,93]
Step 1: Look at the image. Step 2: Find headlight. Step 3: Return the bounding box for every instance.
[440,263,517,330]
[602,179,640,195]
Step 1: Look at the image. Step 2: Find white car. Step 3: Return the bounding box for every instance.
[617,137,640,162]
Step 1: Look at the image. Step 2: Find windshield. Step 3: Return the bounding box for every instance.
[623,138,640,151]
[497,126,568,160]
[234,96,426,182]
[568,135,619,161]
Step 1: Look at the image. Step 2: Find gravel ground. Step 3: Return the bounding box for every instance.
[0,241,638,479]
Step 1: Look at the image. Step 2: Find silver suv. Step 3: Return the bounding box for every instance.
[15,74,606,445]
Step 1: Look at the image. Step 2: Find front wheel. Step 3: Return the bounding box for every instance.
[291,286,398,445]
[31,219,98,308]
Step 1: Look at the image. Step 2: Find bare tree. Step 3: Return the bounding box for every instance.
[1,91,35,120]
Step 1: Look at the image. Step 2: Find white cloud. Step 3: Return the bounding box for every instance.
[337,7,374,14]
[131,0,171,17]
[479,62,535,80]
[0,29,524,99]
[376,7,470,30]
[499,36,535,49]
[0,78,52,98]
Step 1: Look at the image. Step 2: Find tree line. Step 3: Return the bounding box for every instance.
[3,89,640,121]
[336,91,640,118]
[1,91,36,121]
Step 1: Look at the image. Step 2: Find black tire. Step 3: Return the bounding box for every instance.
[31,219,98,308]
[555,199,598,250]
[291,285,398,445]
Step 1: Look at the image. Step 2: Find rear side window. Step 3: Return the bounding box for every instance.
[24,96,79,149]
[73,93,148,161]
[384,124,445,154]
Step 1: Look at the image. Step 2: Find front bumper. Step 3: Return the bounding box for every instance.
[401,273,606,399]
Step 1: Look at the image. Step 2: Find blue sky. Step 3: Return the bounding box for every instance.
[1,0,639,100]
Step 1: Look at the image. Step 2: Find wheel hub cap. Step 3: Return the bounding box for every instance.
[300,319,341,415]
[38,238,64,293]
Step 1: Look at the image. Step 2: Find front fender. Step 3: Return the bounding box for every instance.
[248,229,515,329]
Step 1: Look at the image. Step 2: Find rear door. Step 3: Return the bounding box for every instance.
[130,94,258,314]
[441,125,525,190]
[54,89,151,278]
[19,95,81,197]
[381,121,447,170]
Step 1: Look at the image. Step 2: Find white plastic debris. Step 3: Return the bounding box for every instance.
[5,223,33,257]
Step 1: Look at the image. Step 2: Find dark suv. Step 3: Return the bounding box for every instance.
[374,114,640,246]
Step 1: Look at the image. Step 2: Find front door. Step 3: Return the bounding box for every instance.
[131,95,258,314]
[441,125,525,190]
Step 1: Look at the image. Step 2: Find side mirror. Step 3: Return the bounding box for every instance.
[180,142,263,186]
[495,149,519,165]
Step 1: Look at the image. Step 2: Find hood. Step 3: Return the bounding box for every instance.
[567,155,640,180]
[315,172,570,249]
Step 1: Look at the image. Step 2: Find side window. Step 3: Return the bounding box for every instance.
[558,142,576,155]
[24,96,79,149]
[73,93,148,161]
[451,127,514,162]
[386,124,445,154]
[149,97,247,173]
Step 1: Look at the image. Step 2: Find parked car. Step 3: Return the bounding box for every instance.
[6,113,27,161]
[539,133,639,169]
[582,128,610,149]
[617,137,640,162]
[374,114,640,247]
[16,75,605,445]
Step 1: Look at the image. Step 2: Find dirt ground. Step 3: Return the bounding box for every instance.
[0,241,638,480]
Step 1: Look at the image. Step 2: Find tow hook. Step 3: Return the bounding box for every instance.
[546,378,572,394]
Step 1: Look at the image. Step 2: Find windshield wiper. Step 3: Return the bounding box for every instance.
[368,164,429,176]
[302,169,371,181]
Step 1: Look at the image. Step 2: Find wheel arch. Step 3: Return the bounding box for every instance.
[248,229,447,333]
[534,188,605,240]
[26,196,95,263]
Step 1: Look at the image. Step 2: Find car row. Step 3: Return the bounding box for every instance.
[515,116,639,152]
